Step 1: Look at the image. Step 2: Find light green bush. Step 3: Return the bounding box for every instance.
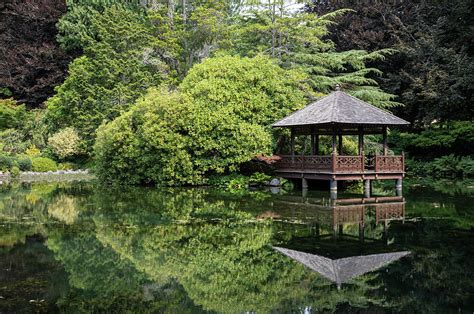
[10,166,20,177]
[94,55,308,185]
[48,127,84,160]
[58,162,76,170]
[32,157,58,172]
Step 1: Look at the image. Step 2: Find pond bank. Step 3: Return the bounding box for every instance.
[0,169,95,183]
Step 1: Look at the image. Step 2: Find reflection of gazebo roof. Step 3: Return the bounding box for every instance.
[274,246,409,287]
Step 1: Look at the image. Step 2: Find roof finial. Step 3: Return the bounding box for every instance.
[335,84,341,91]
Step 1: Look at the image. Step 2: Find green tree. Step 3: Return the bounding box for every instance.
[230,0,400,109]
[309,0,474,124]
[47,6,171,146]
[56,0,147,52]
[94,54,308,185]
[0,98,27,131]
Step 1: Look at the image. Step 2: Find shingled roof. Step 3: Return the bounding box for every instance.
[273,90,409,128]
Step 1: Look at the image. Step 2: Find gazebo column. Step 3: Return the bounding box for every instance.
[330,180,337,199]
[315,135,319,155]
[332,130,337,154]
[364,179,371,198]
[310,127,319,155]
[382,126,388,155]
[396,178,402,196]
[358,127,364,156]
[338,134,343,155]
[290,128,295,160]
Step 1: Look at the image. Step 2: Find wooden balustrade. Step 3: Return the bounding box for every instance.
[275,154,405,173]
[333,155,364,173]
[375,202,405,222]
[374,155,405,173]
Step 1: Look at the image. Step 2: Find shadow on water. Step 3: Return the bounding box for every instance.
[0,180,473,313]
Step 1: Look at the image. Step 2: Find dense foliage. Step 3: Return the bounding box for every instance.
[46,5,171,145]
[95,55,307,185]
[310,0,473,125]
[0,0,471,179]
[0,0,70,106]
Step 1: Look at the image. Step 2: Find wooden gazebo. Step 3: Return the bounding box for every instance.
[272,87,409,196]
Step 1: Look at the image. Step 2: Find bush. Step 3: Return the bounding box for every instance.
[25,145,41,157]
[0,154,14,171]
[94,55,308,185]
[390,121,474,158]
[32,157,58,172]
[406,155,474,178]
[459,157,474,178]
[249,172,271,185]
[10,166,20,177]
[0,98,27,131]
[58,162,76,170]
[17,157,32,171]
[48,127,84,160]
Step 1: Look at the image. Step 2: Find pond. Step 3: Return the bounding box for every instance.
[0,180,473,313]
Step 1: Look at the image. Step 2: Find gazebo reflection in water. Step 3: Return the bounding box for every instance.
[272,86,410,198]
[268,194,410,289]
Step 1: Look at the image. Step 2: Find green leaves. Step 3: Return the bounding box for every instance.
[48,6,169,148]
[94,55,308,185]
[228,2,400,109]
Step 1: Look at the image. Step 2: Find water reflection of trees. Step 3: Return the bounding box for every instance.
[0,182,473,312]
[91,188,388,312]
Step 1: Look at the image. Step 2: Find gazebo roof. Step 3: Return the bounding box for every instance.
[272,90,409,128]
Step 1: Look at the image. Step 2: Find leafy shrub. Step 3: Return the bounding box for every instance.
[249,172,271,185]
[406,155,474,178]
[458,157,474,178]
[58,162,76,170]
[390,121,474,158]
[0,154,14,171]
[17,157,32,171]
[425,154,460,178]
[0,129,28,154]
[95,55,308,185]
[31,157,58,172]
[228,176,250,191]
[10,166,20,177]
[25,145,41,157]
[48,127,84,160]
[0,98,27,131]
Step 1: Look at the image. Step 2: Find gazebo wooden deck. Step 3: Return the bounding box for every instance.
[272,87,409,197]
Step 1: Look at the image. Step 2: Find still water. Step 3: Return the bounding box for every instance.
[0,180,473,313]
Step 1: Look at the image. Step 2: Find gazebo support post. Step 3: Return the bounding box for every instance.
[358,127,364,156]
[330,179,337,199]
[395,178,402,196]
[290,128,295,161]
[332,130,337,154]
[359,222,365,243]
[302,177,308,190]
[383,126,388,155]
[315,134,319,155]
[338,134,343,155]
[364,179,371,198]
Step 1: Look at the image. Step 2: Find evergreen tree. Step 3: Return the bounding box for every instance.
[230,0,400,109]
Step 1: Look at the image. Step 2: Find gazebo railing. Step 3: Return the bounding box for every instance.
[275,154,404,173]
[374,155,404,173]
